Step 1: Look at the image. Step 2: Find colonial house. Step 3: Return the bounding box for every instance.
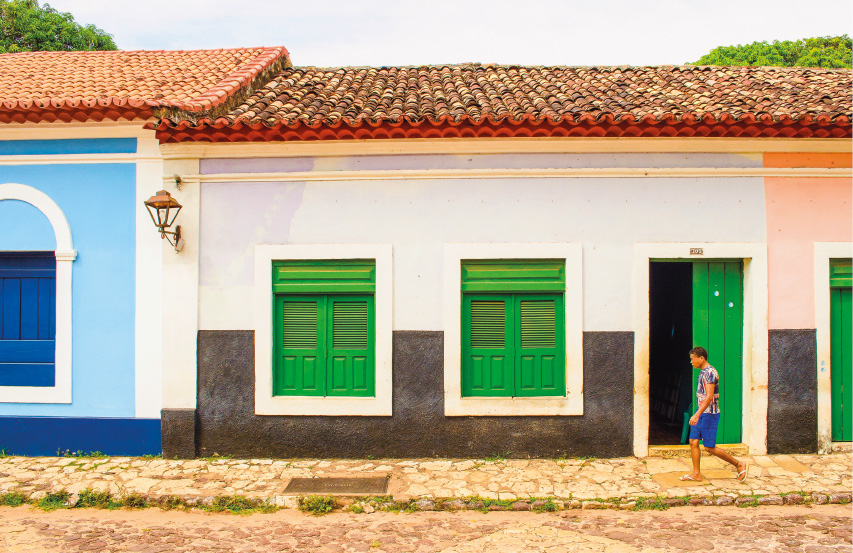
[149,64,852,459]
[0,47,290,455]
[1,50,850,460]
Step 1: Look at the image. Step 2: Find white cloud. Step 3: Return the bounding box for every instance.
[45,0,853,66]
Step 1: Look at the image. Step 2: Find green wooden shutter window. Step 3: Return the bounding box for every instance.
[470,300,506,348]
[327,296,374,397]
[520,300,555,348]
[461,259,565,292]
[830,259,852,288]
[273,259,375,293]
[282,301,318,349]
[830,258,852,441]
[272,260,376,398]
[275,296,325,396]
[462,289,565,398]
[333,301,369,349]
[462,295,513,397]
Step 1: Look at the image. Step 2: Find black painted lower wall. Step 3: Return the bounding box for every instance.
[161,408,197,459]
[767,329,818,454]
[181,330,634,459]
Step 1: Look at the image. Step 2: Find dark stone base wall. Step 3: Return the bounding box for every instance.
[161,408,197,459]
[767,329,817,454]
[191,330,634,459]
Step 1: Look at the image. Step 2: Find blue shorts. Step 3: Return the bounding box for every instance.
[689,413,720,448]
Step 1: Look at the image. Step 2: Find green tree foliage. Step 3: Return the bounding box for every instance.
[690,35,852,69]
[0,0,116,53]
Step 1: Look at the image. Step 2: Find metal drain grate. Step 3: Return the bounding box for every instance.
[283,476,389,495]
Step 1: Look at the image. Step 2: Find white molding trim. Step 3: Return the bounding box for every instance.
[0,154,162,165]
[815,242,853,453]
[254,244,393,416]
[170,167,851,186]
[632,243,768,457]
[134,138,164,418]
[161,137,852,159]
[0,122,154,140]
[160,158,199,411]
[443,243,583,416]
[0,182,76,403]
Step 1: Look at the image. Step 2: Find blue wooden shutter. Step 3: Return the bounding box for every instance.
[0,253,55,387]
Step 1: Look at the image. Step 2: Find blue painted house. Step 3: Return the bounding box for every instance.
[0,48,290,455]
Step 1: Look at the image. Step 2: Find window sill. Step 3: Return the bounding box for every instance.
[254,394,391,416]
[444,393,583,416]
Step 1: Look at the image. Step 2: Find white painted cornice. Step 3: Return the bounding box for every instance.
[0,153,162,165]
[160,137,853,159]
[166,166,852,186]
[0,121,155,140]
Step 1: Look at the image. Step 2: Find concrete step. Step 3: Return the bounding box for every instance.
[647,444,749,458]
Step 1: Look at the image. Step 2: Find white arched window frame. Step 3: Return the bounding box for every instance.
[0,183,76,403]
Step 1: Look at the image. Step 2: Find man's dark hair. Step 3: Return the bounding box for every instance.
[690,346,709,360]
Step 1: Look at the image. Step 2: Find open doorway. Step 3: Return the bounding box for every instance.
[649,262,693,445]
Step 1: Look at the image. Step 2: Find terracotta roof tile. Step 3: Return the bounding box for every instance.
[0,47,290,123]
[153,64,851,141]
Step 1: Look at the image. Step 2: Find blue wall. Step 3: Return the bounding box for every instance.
[0,200,56,250]
[0,145,138,420]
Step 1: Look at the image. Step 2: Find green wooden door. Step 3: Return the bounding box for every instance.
[830,259,852,442]
[692,261,743,444]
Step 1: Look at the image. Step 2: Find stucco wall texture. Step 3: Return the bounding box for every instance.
[0,163,137,418]
[765,175,852,330]
[197,153,767,332]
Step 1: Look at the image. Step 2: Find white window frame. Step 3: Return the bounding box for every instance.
[0,183,76,404]
[815,242,853,452]
[254,244,393,416]
[443,243,583,416]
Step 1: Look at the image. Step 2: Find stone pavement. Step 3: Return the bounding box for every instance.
[1,505,851,552]
[0,452,850,508]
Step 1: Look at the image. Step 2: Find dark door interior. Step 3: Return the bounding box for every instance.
[649,262,693,445]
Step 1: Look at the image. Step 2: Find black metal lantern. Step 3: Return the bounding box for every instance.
[144,189,183,251]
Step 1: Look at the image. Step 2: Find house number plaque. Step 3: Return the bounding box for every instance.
[690,248,704,255]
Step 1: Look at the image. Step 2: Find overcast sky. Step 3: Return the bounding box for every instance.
[47,0,853,67]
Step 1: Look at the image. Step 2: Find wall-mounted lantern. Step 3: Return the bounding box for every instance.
[144,189,183,252]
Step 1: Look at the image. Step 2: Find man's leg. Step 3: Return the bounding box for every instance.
[688,439,702,479]
[704,446,747,475]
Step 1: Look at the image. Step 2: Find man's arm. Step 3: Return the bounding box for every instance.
[689,381,715,426]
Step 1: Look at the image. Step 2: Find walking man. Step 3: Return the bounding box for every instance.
[680,346,748,482]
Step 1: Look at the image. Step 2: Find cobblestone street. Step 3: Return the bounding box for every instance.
[1,504,850,552]
[0,453,850,506]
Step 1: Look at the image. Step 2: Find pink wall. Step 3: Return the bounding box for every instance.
[766,176,852,329]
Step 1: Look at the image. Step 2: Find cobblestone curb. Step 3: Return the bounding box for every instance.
[4,489,850,514]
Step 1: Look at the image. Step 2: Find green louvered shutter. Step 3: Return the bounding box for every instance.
[830,259,852,441]
[516,295,564,396]
[274,296,325,396]
[272,260,376,397]
[461,259,566,398]
[462,295,514,396]
[327,296,375,396]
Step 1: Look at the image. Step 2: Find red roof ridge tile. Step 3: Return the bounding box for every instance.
[152,64,851,142]
[0,46,290,123]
